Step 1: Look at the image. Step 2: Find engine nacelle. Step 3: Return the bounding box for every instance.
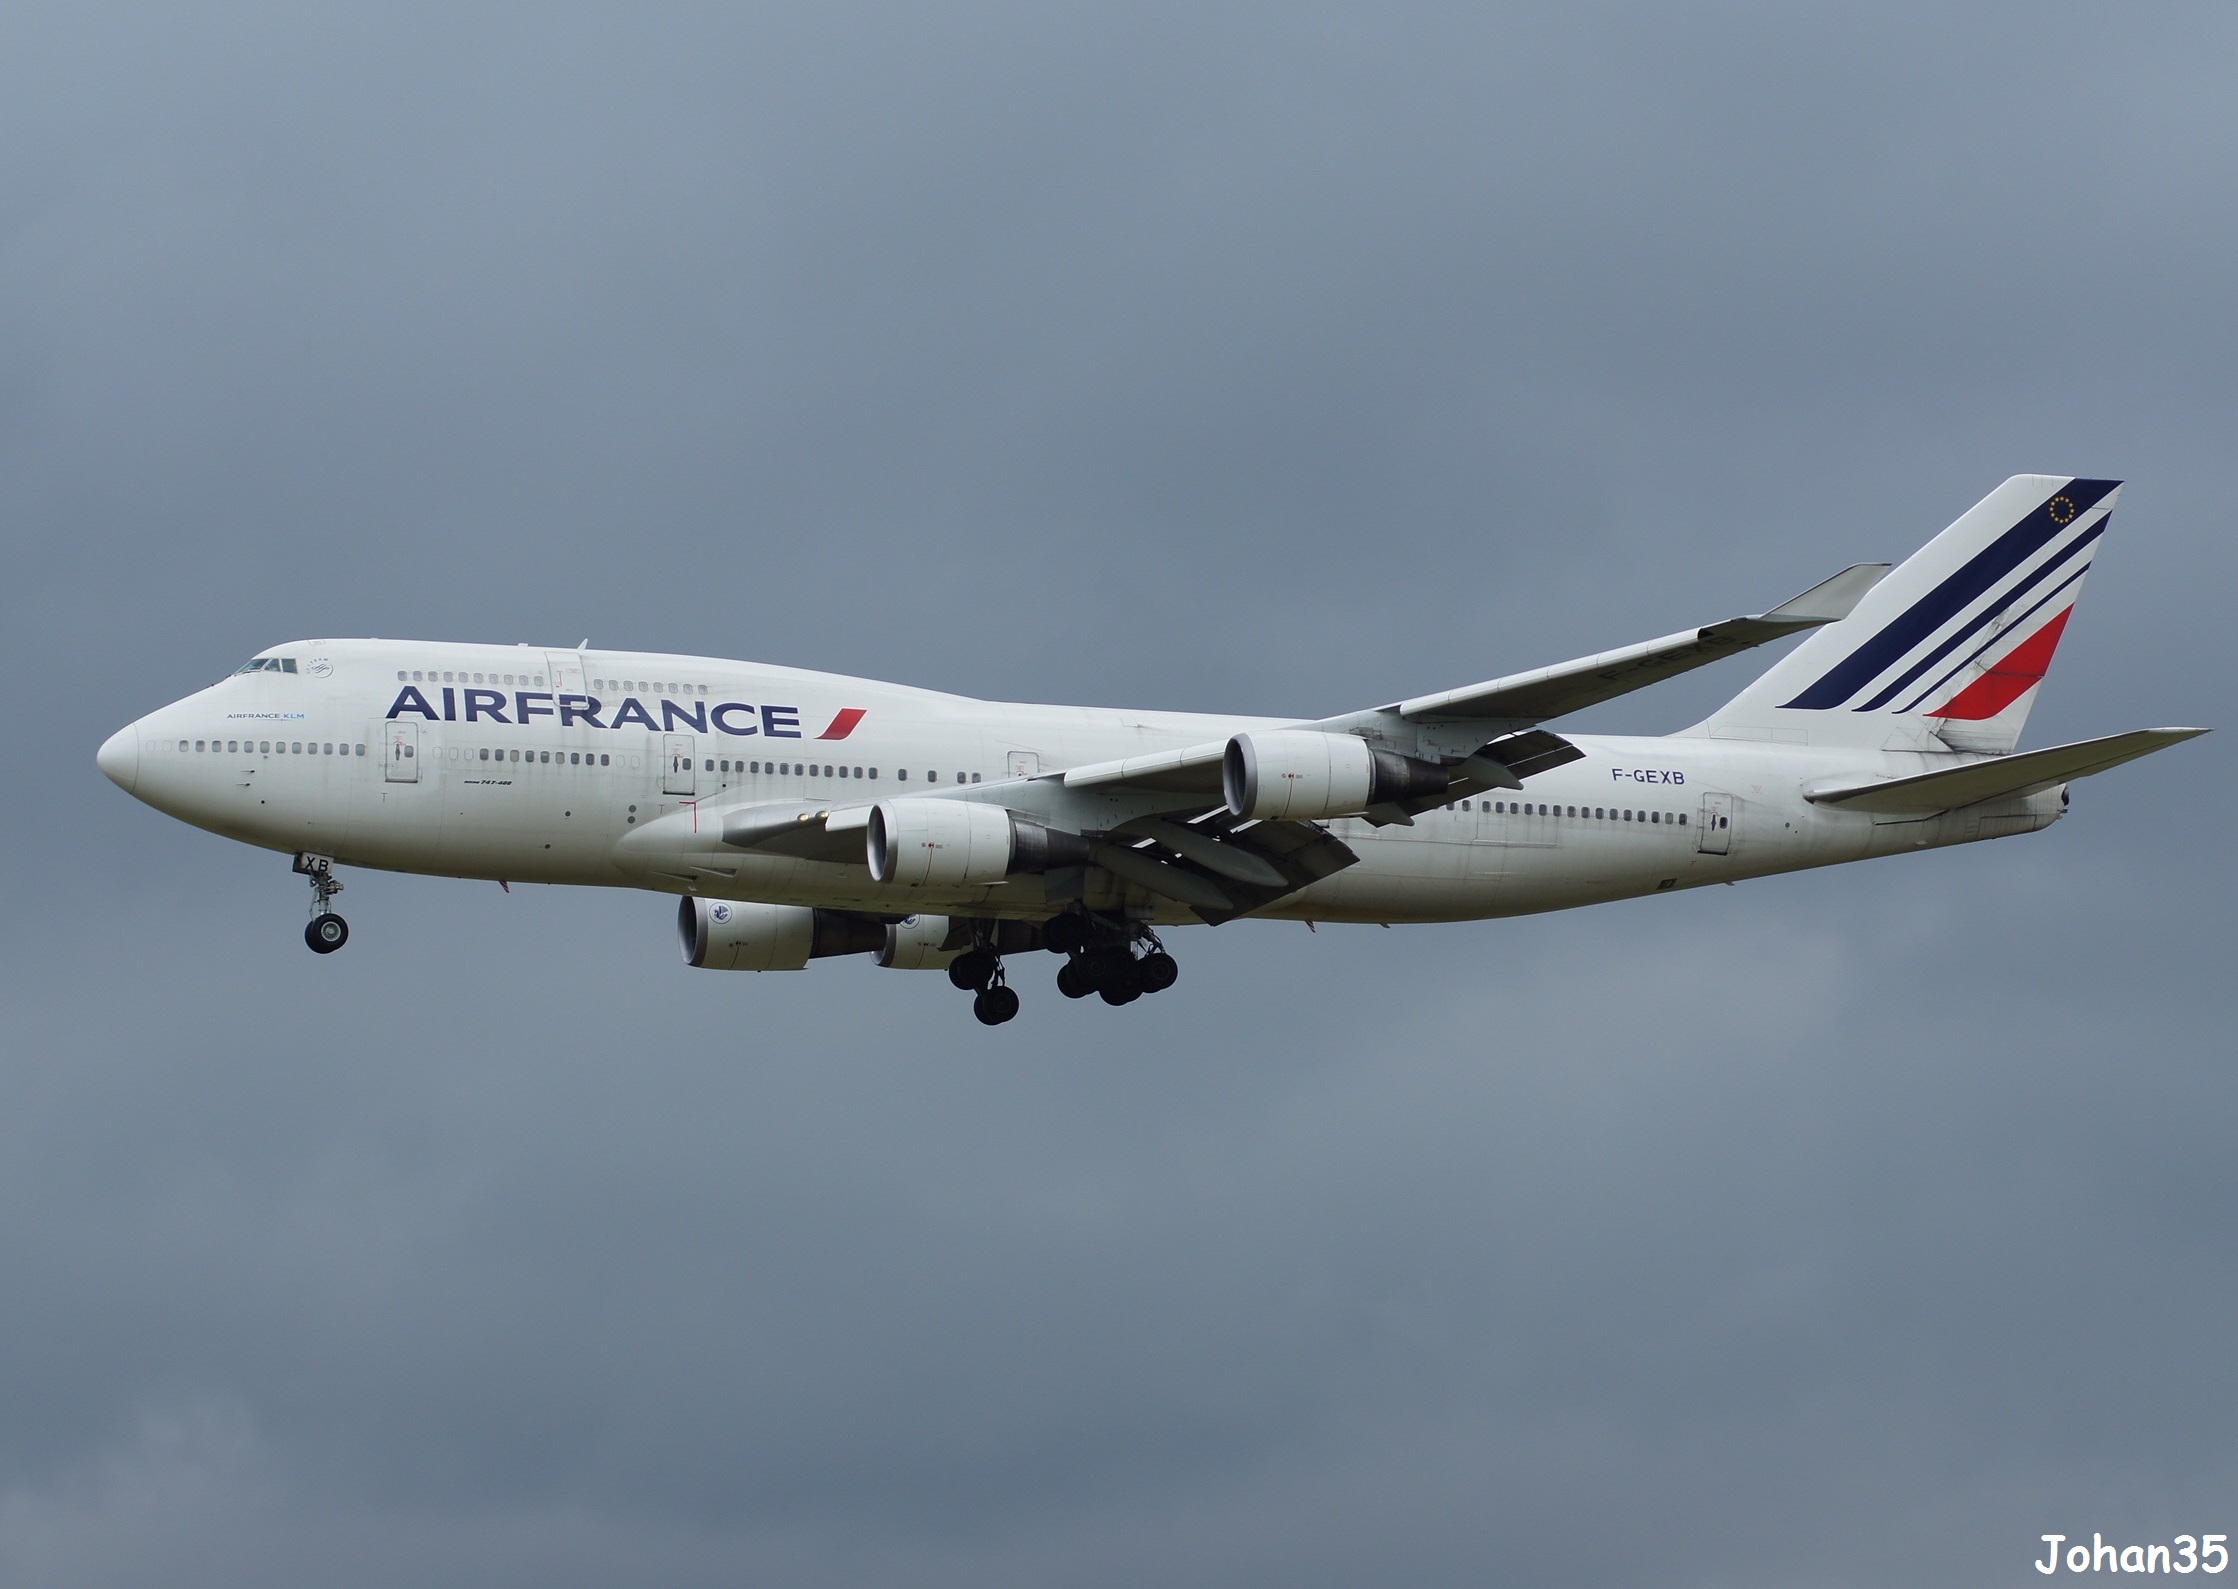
[1221,730,1449,820]
[678,898,885,970]
[866,800,1093,886]
[877,914,964,969]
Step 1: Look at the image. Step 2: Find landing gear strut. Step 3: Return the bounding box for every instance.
[1047,911,1178,1007]
[294,853,349,955]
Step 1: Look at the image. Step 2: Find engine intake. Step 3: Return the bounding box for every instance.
[1222,730,1448,820]
[679,898,884,970]
[866,800,1092,886]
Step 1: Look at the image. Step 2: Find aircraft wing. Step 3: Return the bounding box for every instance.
[1804,728,2207,813]
[1054,565,1888,818]
[1061,741,1228,797]
[1356,562,1890,729]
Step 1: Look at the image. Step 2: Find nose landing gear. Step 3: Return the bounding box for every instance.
[294,853,349,955]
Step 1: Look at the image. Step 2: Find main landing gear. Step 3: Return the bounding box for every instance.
[1045,911,1178,1007]
[294,853,349,955]
[948,943,1021,1026]
[944,913,1179,1024]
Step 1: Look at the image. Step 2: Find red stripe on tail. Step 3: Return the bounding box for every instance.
[816,708,867,741]
[1927,607,2073,721]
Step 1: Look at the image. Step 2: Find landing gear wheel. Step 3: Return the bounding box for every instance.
[948,947,999,991]
[1056,956,1096,999]
[1096,960,1143,1006]
[305,913,349,954]
[1137,950,1178,992]
[973,984,1021,1025]
[1042,913,1090,956]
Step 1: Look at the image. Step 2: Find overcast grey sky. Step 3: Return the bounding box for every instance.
[3,5,2234,1585]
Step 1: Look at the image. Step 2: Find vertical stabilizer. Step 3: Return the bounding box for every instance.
[1687,475,2119,753]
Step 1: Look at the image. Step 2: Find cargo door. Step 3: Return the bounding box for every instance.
[384,720,420,783]
[1489,795,1556,847]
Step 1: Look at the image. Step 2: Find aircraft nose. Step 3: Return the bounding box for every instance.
[97,724,141,793]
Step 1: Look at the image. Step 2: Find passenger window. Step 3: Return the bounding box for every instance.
[703,759,713,772]
[600,754,610,766]
[869,769,878,779]
[853,767,862,778]
[396,671,407,681]
[1678,813,1687,825]
[355,744,366,756]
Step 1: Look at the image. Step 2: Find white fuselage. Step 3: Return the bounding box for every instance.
[102,639,2059,928]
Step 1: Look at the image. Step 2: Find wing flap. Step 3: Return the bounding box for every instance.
[1805,727,2207,813]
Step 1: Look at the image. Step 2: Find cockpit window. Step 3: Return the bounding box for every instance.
[232,658,298,674]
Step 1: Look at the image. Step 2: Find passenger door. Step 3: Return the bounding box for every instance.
[663,734,697,796]
[1696,792,1734,855]
[545,650,585,697]
[384,721,420,783]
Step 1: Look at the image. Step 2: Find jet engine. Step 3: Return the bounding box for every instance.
[678,898,885,970]
[877,914,964,969]
[866,801,1093,886]
[1221,729,1449,821]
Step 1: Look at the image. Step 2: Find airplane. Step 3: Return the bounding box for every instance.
[98,475,2205,1025]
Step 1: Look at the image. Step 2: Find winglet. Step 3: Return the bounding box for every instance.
[1757,563,1892,626]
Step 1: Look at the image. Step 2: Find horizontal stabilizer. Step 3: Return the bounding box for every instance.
[1805,728,2207,813]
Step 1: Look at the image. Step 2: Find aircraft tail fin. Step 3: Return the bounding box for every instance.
[1688,475,2121,752]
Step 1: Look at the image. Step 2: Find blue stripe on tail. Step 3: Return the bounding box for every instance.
[1780,478,2119,710]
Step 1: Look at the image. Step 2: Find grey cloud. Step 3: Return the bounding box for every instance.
[2,4,2233,1585]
